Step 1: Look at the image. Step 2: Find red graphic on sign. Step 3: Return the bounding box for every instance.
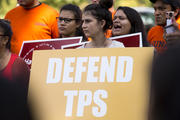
[19,37,82,68]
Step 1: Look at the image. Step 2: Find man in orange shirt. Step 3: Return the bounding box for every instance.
[147,0,180,53]
[5,0,59,55]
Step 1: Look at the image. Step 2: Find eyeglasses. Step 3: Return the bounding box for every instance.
[56,17,79,23]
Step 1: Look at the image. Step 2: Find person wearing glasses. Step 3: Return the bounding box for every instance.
[112,6,149,47]
[79,0,124,48]
[0,19,30,88]
[58,4,87,41]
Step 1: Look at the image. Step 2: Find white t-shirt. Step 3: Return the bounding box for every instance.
[78,40,125,48]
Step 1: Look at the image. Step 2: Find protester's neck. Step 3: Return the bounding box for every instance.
[23,1,41,9]
[61,34,76,38]
[91,34,107,47]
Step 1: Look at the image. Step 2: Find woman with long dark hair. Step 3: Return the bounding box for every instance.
[79,0,124,48]
[112,7,148,46]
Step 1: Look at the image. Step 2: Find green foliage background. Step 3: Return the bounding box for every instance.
[0,0,152,18]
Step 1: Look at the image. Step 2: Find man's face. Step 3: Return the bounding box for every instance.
[91,0,100,4]
[153,0,172,26]
[17,0,35,8]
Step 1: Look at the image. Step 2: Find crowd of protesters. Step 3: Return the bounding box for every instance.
[1,0,180,119]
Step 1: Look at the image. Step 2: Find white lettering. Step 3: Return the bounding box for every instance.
[46,58,62,83]
[99,56,116,82]
[87,57,99,82]
[93,90,108,117]
[62,57,75,83]
[75,57,88,83]
[64,90,78,116]
[76,90,92,116]
[116,56,133,82]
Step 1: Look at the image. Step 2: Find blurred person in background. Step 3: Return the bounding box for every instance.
[0,19,29,89]
[149,41,180,120]
[147,0,180,53]
[79,0,124,48]
[112,6,149,47]
[58,4,87,41]
[5,0,59,55]
[0,76,33,120]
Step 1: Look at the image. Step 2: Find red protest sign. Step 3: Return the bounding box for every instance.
[61,42,89,49]
[110,32,142,47]
[19,37,82,68]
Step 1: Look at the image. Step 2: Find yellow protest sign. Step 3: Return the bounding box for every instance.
[29,48,153,120]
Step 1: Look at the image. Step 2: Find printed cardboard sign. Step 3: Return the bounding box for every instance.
[19,37,82,68]
[61,42,89,49]
[29,47,153,120]
[110,32,142,47]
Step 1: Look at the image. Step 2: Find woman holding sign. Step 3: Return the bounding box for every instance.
[79,0,124,48]
[112,7,149,47]
[58,4,87,41]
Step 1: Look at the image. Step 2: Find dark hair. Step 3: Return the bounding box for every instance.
[150,43,180,120]
[0,19,12,49]
[60,4,87,41]
[150,0,180,11]
[83,0,113,32]
[116,7,148,46]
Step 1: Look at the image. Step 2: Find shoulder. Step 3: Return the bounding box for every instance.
[40,3,58,15]
[147,25,164,42]
[5,6,22,18]
[77,46,84,49]
[110,40,125,48]
[77,44,85,49]
[77,41,90,49]
[148,25,164,35]
[12,56,29,73]
[12,55,30,89]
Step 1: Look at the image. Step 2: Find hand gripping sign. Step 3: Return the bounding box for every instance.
[29,47,153,120]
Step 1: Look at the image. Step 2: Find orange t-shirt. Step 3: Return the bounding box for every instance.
[147,25,167,52]
[5,3,59,55]
[176,15,180,29]
[148,16,180,53]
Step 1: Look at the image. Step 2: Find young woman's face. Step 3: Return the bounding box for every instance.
[58,10,80,38]
[82,12,103,38]
[0,27,7,50]
[112,10,131,36]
